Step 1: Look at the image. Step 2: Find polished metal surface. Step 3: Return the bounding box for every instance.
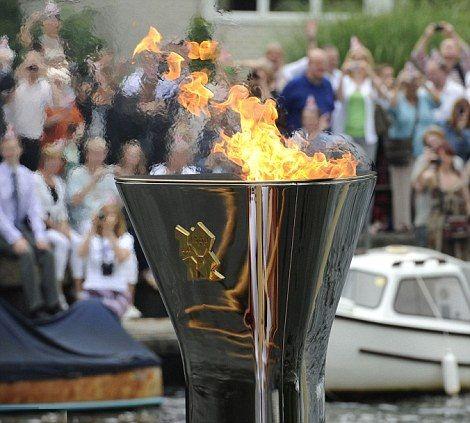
[117,174,376,423]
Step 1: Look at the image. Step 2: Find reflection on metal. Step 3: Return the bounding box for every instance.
[175,222,225,281]
[117,174,376,423]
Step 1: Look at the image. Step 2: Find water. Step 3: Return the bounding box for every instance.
[150,393,470,422]
[5,392,470,422]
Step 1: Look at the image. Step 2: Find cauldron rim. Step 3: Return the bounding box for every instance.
[115,172,376,187]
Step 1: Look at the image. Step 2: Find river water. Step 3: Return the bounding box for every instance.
[11,392,468,422]
[149,392,470,422]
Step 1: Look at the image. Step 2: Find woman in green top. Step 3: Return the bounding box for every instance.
[337,59,380,162]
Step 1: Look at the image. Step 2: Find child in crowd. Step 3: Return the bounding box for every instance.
[77,204,137,318]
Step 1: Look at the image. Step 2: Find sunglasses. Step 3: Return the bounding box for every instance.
[27,65,39,72]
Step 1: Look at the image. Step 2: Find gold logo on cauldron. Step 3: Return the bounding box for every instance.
[175,222,225,281]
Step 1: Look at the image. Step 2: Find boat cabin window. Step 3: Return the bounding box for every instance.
[342,270,387,308]
[394,276,470,322]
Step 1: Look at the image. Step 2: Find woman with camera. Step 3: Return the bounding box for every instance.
[413,132,470,258]
[77,203,137,318]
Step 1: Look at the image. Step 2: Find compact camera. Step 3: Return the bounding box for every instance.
[101,262,114,276]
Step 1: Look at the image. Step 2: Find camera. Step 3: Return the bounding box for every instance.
[430,157,442,166]
[101,262,114,276]
[98,212,105,221]
[434,24,444,32]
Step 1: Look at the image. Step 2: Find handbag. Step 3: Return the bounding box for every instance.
[384,137,413,166]
[443,215,469,240]
[384,99,419,166]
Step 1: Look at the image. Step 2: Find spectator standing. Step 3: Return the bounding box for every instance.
[279,48,334,134]
[3,51,52,170]
[336,59,378,162]
[67,137,119,234]
[43,67,84,147]
[386,72,420,231]
[411,22,469,87]
[425,60,465,124]
[0,36,15,137]
[444,98,470,161]
[412,127,464,247]
[417,141,470,259]
[78,204,137,318]
[0,130,61,318]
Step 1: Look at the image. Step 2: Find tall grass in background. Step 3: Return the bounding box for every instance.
[284,0,470,72]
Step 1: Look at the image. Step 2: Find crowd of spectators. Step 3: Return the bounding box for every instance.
[0,2,469,319]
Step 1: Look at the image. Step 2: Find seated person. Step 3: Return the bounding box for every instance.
[66,137,119,234]
[34,145,82,295]
[77,204,137,318]
[0,129,61,318]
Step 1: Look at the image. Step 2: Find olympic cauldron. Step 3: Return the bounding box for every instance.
[116,170,375,422]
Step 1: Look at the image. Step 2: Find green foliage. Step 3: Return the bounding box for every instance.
[60,6,106,75]
[187,15,214,43]
[187,15,216,77]
[283,0,470,72]
[0,0,23,52]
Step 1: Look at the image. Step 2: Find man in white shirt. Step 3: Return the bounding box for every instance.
[425,60,466,123]
[0,130,61,318]
[3,51,52,170]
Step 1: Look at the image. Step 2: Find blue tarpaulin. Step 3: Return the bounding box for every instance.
[0,299,160,382]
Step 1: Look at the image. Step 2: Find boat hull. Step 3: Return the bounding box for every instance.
[326,315,470,392]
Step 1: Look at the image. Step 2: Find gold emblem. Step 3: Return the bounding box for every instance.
[175,222,225,281]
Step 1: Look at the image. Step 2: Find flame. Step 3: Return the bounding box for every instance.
[164,52,184,80]
[213,84,250,113]
[178,71,214,116]
[213,89,357,181]
[133,26,162,57]
[129,26,356,181]
[186,40,218,60]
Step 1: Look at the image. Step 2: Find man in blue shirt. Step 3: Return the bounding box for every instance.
[278,49,335,134]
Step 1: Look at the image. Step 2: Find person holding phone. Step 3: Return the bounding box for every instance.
[411,21,469,87]
[3,51,52,170]
[77,204,137,318]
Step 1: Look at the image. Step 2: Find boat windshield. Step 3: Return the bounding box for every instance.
[342,270,387,308]
[394,276,470,322]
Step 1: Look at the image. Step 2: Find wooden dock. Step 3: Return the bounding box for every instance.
[123,317,179,356]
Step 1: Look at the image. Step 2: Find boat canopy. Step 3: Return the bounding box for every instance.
[0,299,160,382]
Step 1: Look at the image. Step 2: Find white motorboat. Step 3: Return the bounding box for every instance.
[326,246,470,394]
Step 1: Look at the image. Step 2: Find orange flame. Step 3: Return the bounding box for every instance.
[164,52,184,80]
[213,89,357,181]
[133,26,162,57]
[186,40,218,61]
[178,71,214,116]
[213,84,250,113]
